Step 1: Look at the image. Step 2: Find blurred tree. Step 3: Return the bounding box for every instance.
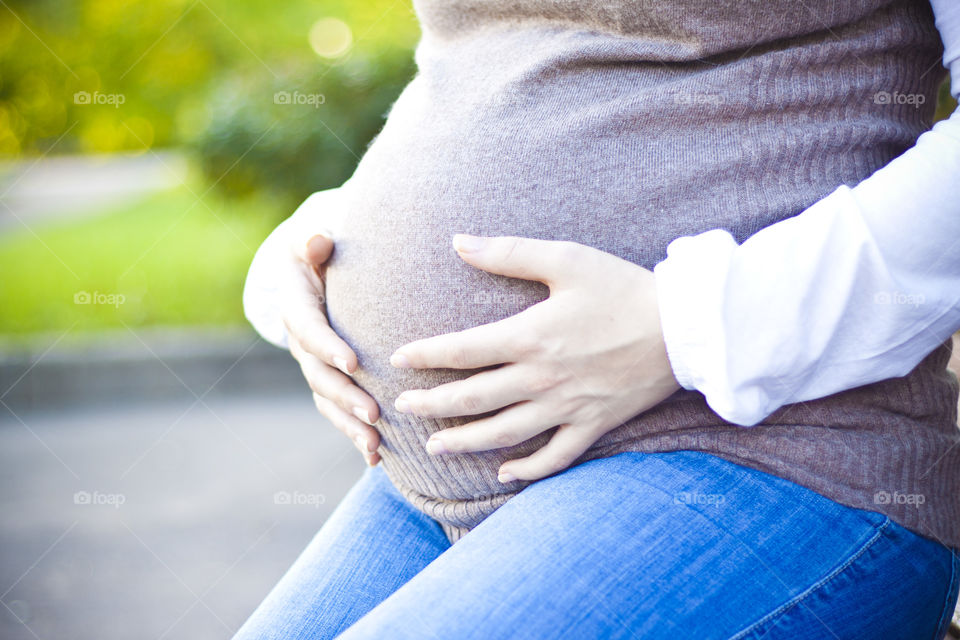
[191,52,416,207]
[935,78,958,122]
[0,0,419,159]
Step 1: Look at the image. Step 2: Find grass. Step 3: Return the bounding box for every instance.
[0,179,285,343]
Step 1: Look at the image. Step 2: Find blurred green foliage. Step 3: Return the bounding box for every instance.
[0,0,419,202]
[935,79,958,122]
[193,52,416,207]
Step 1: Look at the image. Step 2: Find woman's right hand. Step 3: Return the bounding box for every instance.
[281,229,382,466]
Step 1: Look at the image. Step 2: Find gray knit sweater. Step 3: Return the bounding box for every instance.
[321,0,960,546]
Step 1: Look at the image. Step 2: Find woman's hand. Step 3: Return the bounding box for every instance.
[390,235,681,483]
[280,228,382,466]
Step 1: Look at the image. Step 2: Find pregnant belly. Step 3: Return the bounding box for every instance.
[323,143,562,502]
[319,62,877,507]
[323,125,648,503]
[323,109,713,507]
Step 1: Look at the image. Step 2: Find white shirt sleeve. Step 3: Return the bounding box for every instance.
[242,188,345,349]
[653,0,960,426]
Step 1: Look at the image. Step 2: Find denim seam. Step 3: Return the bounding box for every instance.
[931,549,960,640]
[728,518,891,640]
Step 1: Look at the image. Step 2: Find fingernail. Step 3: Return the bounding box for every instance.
[390,352,410,368]
[394,395,411,414]
[352,406,372,425]
[498,470,516,484]
[308,229,333,245]
[366,456,377,467]
[333,356,350,375]
[453,234,485,252]
[425,437,447,455]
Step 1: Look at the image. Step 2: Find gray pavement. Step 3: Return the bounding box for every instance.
[1,332,958,640]
[0,392,366,640]
[0,151,189,231]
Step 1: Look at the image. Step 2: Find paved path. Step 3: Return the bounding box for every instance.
[0,393,365,640]
[2,336,958,639]
[0,152,188,232]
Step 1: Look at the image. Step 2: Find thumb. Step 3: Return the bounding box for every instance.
[288,217,334,266]
[303,233,334,264]
[287,190,342,265]
[452,234,580,286]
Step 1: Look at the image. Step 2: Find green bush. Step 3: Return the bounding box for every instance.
[935,79,958,122]
[191,51,416,207]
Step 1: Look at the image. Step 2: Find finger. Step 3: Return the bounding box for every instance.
[303,233,334,265]
[390,313,528,370]
[291,336,380,425]
[313,393,381,465]
[425,401,557,455]
[452,235,592,287]
[286,196,338,266]
[278,237,357,374]
[284,302,358,375]
[395,368,529,418]
[496,424,600,482]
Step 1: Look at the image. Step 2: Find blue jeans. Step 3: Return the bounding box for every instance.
[234,451,959,639]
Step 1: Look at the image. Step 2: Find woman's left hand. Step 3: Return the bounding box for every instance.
[390,235,681,484]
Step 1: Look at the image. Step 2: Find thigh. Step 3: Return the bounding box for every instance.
[233,465,450,640]
[338,451,957,640]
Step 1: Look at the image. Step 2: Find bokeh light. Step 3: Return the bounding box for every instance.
[309,17,353,58]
